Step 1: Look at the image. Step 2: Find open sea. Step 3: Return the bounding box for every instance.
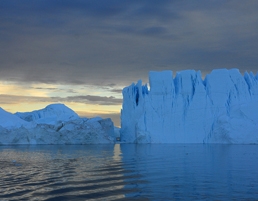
[1,144,258,200]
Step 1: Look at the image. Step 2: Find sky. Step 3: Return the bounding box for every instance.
[1,0,258,126]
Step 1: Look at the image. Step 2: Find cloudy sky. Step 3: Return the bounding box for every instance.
[1,0,258,126]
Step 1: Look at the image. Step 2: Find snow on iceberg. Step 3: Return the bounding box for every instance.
[15,103,79,125]
[0,107,31,129]
[0,104,115,144]
[120,69,258,144]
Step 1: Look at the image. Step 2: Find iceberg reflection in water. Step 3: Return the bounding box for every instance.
[120,144,258,200]
[1,144,258,200]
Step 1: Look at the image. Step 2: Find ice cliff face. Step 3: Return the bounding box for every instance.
[0,104,115,144]
[120,69,258,144]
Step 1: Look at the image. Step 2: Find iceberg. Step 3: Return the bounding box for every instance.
[0,104,115,144]
[15,103,79,125]
[0,107,31,129]
[120,69,258,144]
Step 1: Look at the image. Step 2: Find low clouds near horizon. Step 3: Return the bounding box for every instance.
[1,0,258,87]
[0,94,122,106]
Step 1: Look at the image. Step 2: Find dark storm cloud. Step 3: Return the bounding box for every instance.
[30,87,77,93]
[33,87,58,90]
[1,0,258,87]
[0,94,122,105]
[110,89,122,94]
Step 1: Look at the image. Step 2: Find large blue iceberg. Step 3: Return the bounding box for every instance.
[120,69,258,143]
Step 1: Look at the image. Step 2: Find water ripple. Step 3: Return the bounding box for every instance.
[1,144,258,200]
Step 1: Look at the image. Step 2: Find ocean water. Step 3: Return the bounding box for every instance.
[1,144,258,200]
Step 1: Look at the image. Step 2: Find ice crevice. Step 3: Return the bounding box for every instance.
[120,69,258,144]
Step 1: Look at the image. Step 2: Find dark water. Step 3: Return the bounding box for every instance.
[1,144,258,200]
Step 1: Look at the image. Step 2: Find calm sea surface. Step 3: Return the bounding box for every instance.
[1,144,258,200]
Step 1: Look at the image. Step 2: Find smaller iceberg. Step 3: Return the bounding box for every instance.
[0,104,115,144]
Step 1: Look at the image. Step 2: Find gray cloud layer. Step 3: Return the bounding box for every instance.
[1,0,258,86]
[0,94,122,105]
